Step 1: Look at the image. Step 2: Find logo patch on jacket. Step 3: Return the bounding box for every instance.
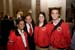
[57,27,62,31]
[42,27,46,31]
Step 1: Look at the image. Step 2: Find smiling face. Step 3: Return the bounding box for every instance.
[17,20,25,30]
[51,9,60,20]
[39,14,45,23]
[25,15,32,24]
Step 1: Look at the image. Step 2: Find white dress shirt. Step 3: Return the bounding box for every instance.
[53,18,61,26]
[26,23,33,33]
[18,29,27,47]
[39,22,44,27]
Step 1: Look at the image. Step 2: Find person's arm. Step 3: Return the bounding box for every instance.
[71,31,75,50]
[63,23,71,48]
[25,32,30,50]
[7,30,16,50]
[34,27,38,44]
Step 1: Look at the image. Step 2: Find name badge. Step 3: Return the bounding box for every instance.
[57,27,62,31]
[42,27,46,31]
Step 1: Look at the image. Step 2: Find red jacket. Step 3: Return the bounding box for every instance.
[34,26,49,47]
[7,30,29,50]
[47,22,71,48]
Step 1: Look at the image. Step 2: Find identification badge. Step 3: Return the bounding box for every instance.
[57,27,62,31]
[42,27,46,31]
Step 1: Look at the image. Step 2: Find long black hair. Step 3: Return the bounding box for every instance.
[14,19,25,36]
[36,12,47,27]
[16,19,25,25]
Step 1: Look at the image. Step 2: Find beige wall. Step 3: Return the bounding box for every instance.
[13,0,31,17]
[0,0,3,14]
[0,0,32,17]
[66,0,72,17]
[40,0,66,21]
[40,0,48,21]
[66,0,71,8]
[0,0,66,21]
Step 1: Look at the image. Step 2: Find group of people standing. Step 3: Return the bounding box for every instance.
[34,8,71,50]
[1,8,71,50]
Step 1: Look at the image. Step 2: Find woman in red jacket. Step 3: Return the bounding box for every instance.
[34,12,49,50]
[7,19,29,50]
[47,8,71,50]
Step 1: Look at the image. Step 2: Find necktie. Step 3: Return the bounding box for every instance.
[29,24,32,36]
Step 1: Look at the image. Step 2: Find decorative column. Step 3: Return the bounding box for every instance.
[40,0,49,21]
[9,0,13,17]
[31,0,36,23]
[3,0,7,15]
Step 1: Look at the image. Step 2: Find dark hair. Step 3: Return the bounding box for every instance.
[14,19,25,35]
[16,9,23,14]
[25,14,35,25]
[16,19,25,25]
[49,8,61,21]
[67,17,73,23]
[25,14,32,20]
[36,12,47,27]
[4,15,8,20]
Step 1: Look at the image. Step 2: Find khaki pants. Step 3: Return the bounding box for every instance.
[36,46,49,50]
[49,46,66,50]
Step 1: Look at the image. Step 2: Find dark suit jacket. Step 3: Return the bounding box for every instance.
[24,23,35,50]
[1,19,14,46]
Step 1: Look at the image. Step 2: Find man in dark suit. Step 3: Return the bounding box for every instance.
[1,15,14,50]
[24,14,35,50]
